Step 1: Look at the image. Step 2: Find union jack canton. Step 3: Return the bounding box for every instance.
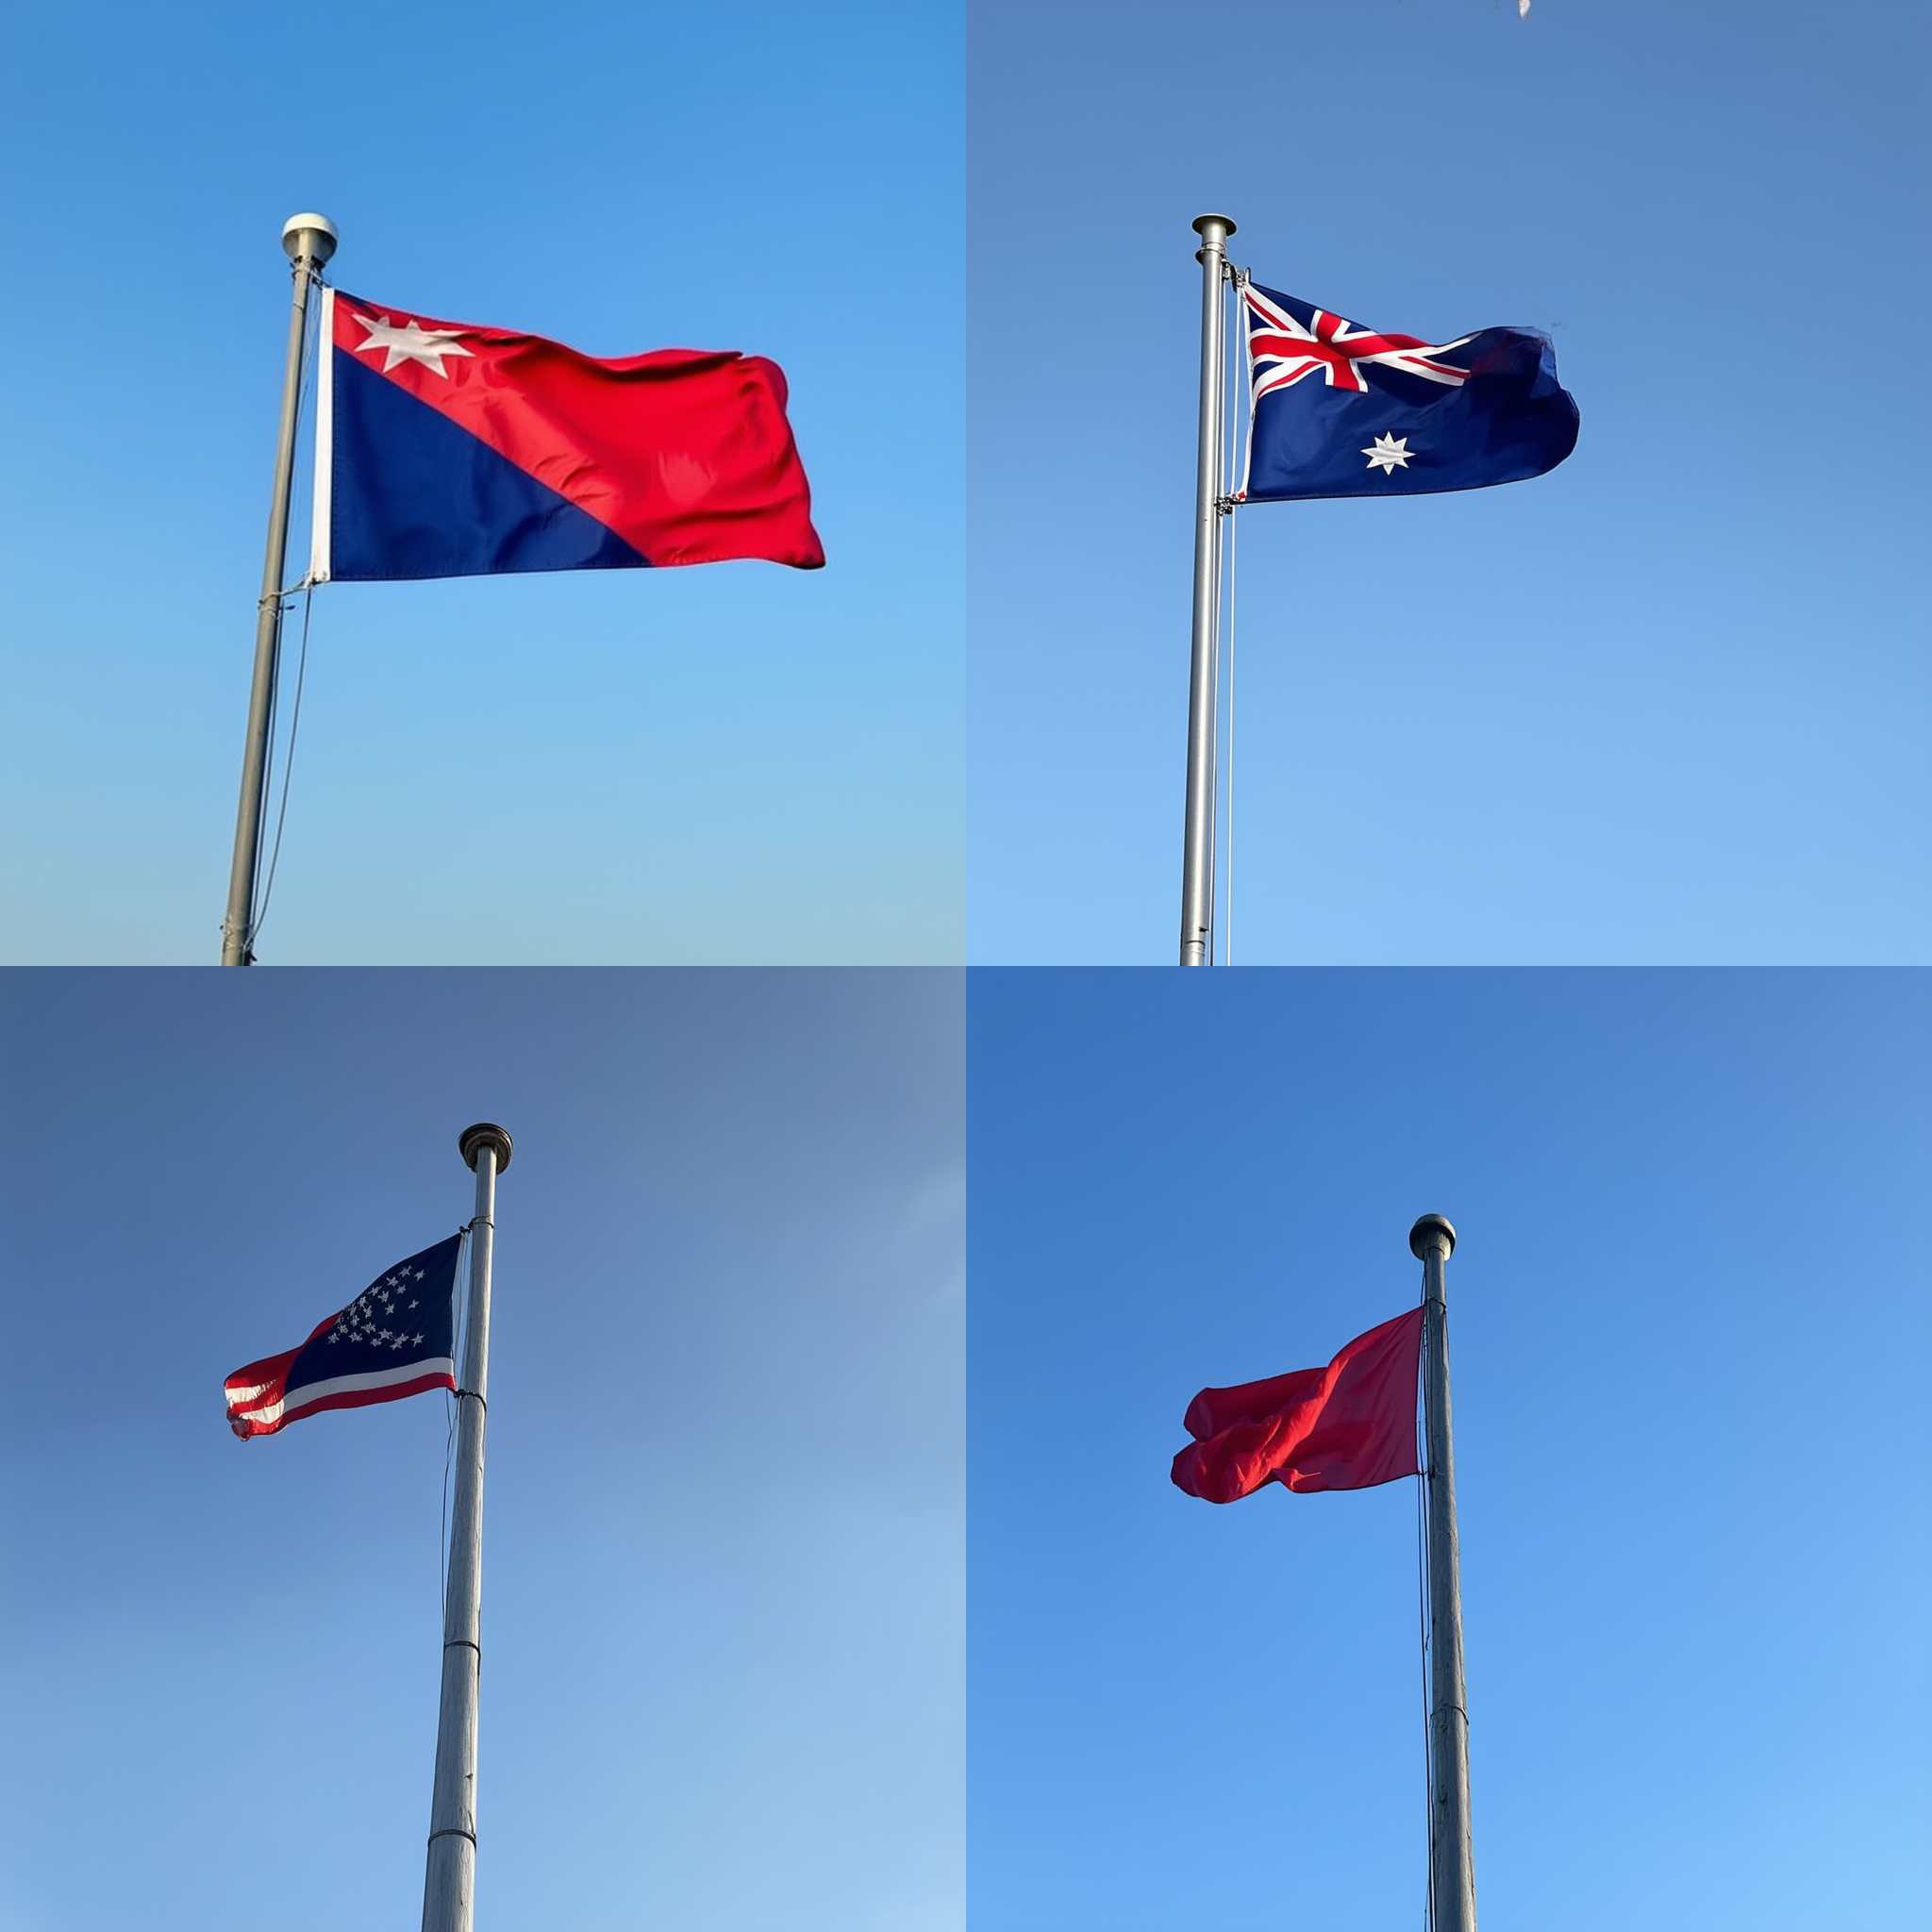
[1237,278,1578,504]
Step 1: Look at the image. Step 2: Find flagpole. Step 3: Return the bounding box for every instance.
[1410,1212,1476,1932]
[423,1123,510,1932]
[1180,212,1234,966]
[219,212,336,966]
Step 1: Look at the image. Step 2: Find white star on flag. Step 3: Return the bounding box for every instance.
[351,310,475,378]
[1362,432,1415,475]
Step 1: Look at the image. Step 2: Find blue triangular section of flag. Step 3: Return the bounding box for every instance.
[325,351,648,582]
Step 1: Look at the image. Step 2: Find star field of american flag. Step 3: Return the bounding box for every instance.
[224,1234,462,1438]
[1237,277,1579,504]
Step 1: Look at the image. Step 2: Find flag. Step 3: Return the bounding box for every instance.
[1237,280,1577,503]
[1172,1306,1424,1502]
[309,288,824,582]
[224,1234,463,1439]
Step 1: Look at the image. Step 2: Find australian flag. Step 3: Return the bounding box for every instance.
[224,1234,462,1439]
[1237,279,1578,503]
[309,287,824,583]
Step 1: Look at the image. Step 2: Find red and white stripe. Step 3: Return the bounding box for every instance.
[224,1315,455,1440]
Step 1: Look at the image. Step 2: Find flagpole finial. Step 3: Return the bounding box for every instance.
[458,1122,513,1174]
[1409,1213,1457,1258]
[1191,212,1236,264]
[281,212,338,266]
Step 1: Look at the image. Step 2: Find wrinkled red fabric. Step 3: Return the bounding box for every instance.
[1172,1307,1424,1502]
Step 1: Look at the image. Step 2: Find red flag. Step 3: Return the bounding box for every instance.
[1171,1307,1424,1503]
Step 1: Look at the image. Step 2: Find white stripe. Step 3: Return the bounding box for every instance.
[234,1356,454,1427]
[308,285,334,585]
[225,1379,272,1407]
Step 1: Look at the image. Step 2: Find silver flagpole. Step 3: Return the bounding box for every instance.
[219,211,337,966]
[423,1123,511,1932]
[1179,212,1234,966]
[1410,1213,1476,1932]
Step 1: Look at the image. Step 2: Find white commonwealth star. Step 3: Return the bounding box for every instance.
[1362,432,1414,475]
[351,310,474,378]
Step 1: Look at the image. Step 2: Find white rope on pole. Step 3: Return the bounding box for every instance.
[1219,268,1246,964]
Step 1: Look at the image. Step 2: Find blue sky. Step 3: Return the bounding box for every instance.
[969,969,1930,1928]
[0,2,960,965]
[0,970,963,1930]
[969,0,1932,964]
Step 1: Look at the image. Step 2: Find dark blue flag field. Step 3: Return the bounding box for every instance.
[1237,279,1578,503]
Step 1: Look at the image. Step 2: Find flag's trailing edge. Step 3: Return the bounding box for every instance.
[308,286,824,584]
[224,1233,463,1439]
[1237,279,1578,504]
[1172,1306,1424,1502]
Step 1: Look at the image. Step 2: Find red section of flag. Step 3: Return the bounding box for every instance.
[1171,1307,1424,1502]
[331,291,824,569]
[224,1326,325,1440]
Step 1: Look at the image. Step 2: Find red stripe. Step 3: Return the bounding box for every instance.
[332,292,823,569]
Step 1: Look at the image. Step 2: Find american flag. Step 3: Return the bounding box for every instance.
[224,1234,462,1439]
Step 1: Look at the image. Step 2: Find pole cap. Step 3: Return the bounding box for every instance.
[1408,1212,1457,1258]
[1192,212,1236,263]
[281,212,339,265]
[458,1122,513,1174]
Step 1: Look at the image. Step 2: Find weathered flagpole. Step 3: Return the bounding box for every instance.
[1179,212,1235,967]
[1410,1212,1476,1931]
[423,1123,511,1932]
[219,212,336,966]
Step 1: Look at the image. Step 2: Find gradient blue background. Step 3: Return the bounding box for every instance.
[968,0,1931,963]
[0,970,963,1929]
[969,969,1930,1927]
[0,2,960,964]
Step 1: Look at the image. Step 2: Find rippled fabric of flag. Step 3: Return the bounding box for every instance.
[309,289,824,581]
[223,1234,463,1439]
[1237,280,1578,503]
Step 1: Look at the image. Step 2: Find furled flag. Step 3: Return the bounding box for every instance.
[1172,1307,1424,1502]
[1237,279,1578,503]
[224,1234,463,1439]
[309,289,824,582]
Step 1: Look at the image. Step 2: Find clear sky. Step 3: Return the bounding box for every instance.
[0,2,960,965]
[0,970,963,1930]
[968,0,1932,964]
[969,969,1930,1928]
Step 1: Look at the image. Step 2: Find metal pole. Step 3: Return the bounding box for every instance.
[1409,1213,1475,1932]
[219,211,338,966]
[423,1123,511,1932]
[1179,212,1234,966]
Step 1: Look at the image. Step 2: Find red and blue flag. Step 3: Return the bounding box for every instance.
[224,1234,462,1438]
[309,290,824,582]
[1238,280,1577,504]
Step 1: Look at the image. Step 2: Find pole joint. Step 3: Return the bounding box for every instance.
[426,1827,477,1850]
